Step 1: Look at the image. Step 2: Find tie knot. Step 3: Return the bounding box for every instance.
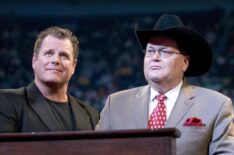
[156,94,166,102]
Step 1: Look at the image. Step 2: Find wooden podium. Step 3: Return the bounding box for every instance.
[0,128,180,155]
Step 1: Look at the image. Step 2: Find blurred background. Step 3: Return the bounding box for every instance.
[0,0,234,111]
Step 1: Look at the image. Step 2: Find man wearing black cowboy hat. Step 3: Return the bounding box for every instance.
[96,14,234,154]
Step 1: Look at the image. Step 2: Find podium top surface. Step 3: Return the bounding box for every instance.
[0,128,181,142]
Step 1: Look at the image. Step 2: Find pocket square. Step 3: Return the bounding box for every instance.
[183,117,205,126]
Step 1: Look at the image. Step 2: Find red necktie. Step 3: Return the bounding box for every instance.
[148,94,167,129]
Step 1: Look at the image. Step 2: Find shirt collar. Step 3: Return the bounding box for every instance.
[165,81,183,102]
[150,81,183,101]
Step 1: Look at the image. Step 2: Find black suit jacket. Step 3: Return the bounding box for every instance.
[0,82,99,133]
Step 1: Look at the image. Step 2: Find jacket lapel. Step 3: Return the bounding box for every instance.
[26,83,62,131]
[69,95,93,130]
[166,82,195,127]
[131,85,151,128]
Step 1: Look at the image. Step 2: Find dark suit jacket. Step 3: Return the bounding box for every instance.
[96,82,234,155]
[0,82,99,133]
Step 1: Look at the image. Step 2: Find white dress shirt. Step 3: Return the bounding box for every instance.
[148,81,183,119]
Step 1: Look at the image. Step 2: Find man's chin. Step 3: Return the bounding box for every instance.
[148,75,161,81]
[43,80,64,85]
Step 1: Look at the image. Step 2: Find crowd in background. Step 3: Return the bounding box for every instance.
[0,8,234,111]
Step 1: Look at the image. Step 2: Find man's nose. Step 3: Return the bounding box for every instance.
[51,55,60,64]
[152,51,161,59]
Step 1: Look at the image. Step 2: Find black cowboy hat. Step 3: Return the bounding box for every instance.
[135,14,212,77]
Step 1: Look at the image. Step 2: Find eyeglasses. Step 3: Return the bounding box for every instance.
[144,48,184,58]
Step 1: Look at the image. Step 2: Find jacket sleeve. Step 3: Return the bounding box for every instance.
[95,95,111,130]
[0,92,18,133]
[209,97,234,154]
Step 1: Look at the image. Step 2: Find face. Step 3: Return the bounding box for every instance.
[32,35,77,86]
[144,36,189,87]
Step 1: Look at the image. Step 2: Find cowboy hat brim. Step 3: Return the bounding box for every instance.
[135,27,212,77]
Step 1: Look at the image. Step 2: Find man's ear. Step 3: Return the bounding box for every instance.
[183,55,190,72]
[72,59,78,74]
[32,53,37,69]
[74,58,77,64]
